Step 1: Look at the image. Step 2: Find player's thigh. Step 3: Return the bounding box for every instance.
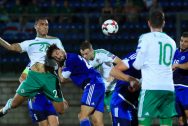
[52,101,64,114]
[91,110,103,125]
[47,115,59,126]
[80,105,95,118]
[138,90,176,118]
[38,120,49,126]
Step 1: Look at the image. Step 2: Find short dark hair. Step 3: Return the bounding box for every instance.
[47,44,59,59]
[34,17,48,25]
[80,40,93,50]
[182,32,188,37]
[148,8,165,28]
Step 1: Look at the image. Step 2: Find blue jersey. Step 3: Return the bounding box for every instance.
[111,52,141,120]
[173,49,188,86]
[62,53,103,89]
[115,52,141,97]
[62,53,105,112]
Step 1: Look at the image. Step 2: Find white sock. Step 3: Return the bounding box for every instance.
[2,98,12,114]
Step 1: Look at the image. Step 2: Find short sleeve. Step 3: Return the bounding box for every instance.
[55,39,65,51]
[19,40,29,52]
[133,35,148,70]
[99,49,116,62]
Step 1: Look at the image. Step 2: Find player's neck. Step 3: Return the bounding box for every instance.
[37,34,48,38]
[150,27,162,32]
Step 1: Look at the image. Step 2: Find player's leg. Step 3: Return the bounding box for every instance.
[47,115,59,126]
[159,91,176,126]
[38,120,49,126]
[104,91,113,120]
[0,93,27,117]
[91,110,103,126]
[79,82,105,126]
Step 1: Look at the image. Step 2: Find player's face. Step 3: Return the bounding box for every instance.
[51,49,66,62]
[35,19,49,36]
[180,36,188,51]
[80,48,93,60]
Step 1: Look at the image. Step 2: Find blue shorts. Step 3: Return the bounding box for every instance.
[175,86,188,116]
[110,92,132,120]
[112,116,131,126]
[81,81,105,113]
[28,93,57,123]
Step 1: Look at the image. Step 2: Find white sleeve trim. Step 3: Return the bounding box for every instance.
[62,71,71,79]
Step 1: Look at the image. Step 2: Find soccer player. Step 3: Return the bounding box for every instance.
[110,52,141,126]
[133,8,177,126]
[0,17,65,117]
[172,32,188,126]
[80,41,122,120]
[46,44,138,126]
[19,63,68,126]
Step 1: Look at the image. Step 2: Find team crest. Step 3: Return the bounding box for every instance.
[181,56,185,60]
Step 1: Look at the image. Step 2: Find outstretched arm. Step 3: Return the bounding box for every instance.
[0,37,22,52]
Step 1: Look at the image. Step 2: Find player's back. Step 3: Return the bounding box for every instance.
[140,32,176,90]
[64,53,102,88]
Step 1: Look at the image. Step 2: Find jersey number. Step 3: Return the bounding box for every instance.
[158,42,173,66]
[39,44,49,52]
[53,90,58,98]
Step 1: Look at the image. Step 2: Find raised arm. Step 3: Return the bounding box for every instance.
[0,37,22,52]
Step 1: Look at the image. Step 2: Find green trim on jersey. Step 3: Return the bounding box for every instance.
[94,63,103,69]
[29,42,51,47]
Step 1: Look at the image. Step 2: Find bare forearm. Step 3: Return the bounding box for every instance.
[0,37,21,52]
[0,37,11,50]
[110,67,130,82]
[178,63,188,70]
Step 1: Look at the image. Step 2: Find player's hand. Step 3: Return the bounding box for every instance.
[63,99,69,110]
[172,64,179,71]
[128,77,140,92]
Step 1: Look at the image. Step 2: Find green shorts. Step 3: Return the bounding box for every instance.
[104,91,113,112]
[16,70,63,102]
[138,89,177,118]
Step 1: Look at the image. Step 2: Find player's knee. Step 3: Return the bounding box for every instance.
[92,118,103,126]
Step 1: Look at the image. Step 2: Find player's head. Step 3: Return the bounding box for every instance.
[34,17,49,37]
[180,32,188,52]
[80,40,94,60]
[148,8,165,30]
[47,44,66,63]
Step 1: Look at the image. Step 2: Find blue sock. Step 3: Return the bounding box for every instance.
[80,118,91,126]
[2,98,13,114]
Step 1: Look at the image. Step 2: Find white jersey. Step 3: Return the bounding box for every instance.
[88,49,117,92]
[133,32,176,91]
[19,36,64,68]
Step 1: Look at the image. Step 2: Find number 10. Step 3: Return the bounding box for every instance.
[158,42,173,66]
